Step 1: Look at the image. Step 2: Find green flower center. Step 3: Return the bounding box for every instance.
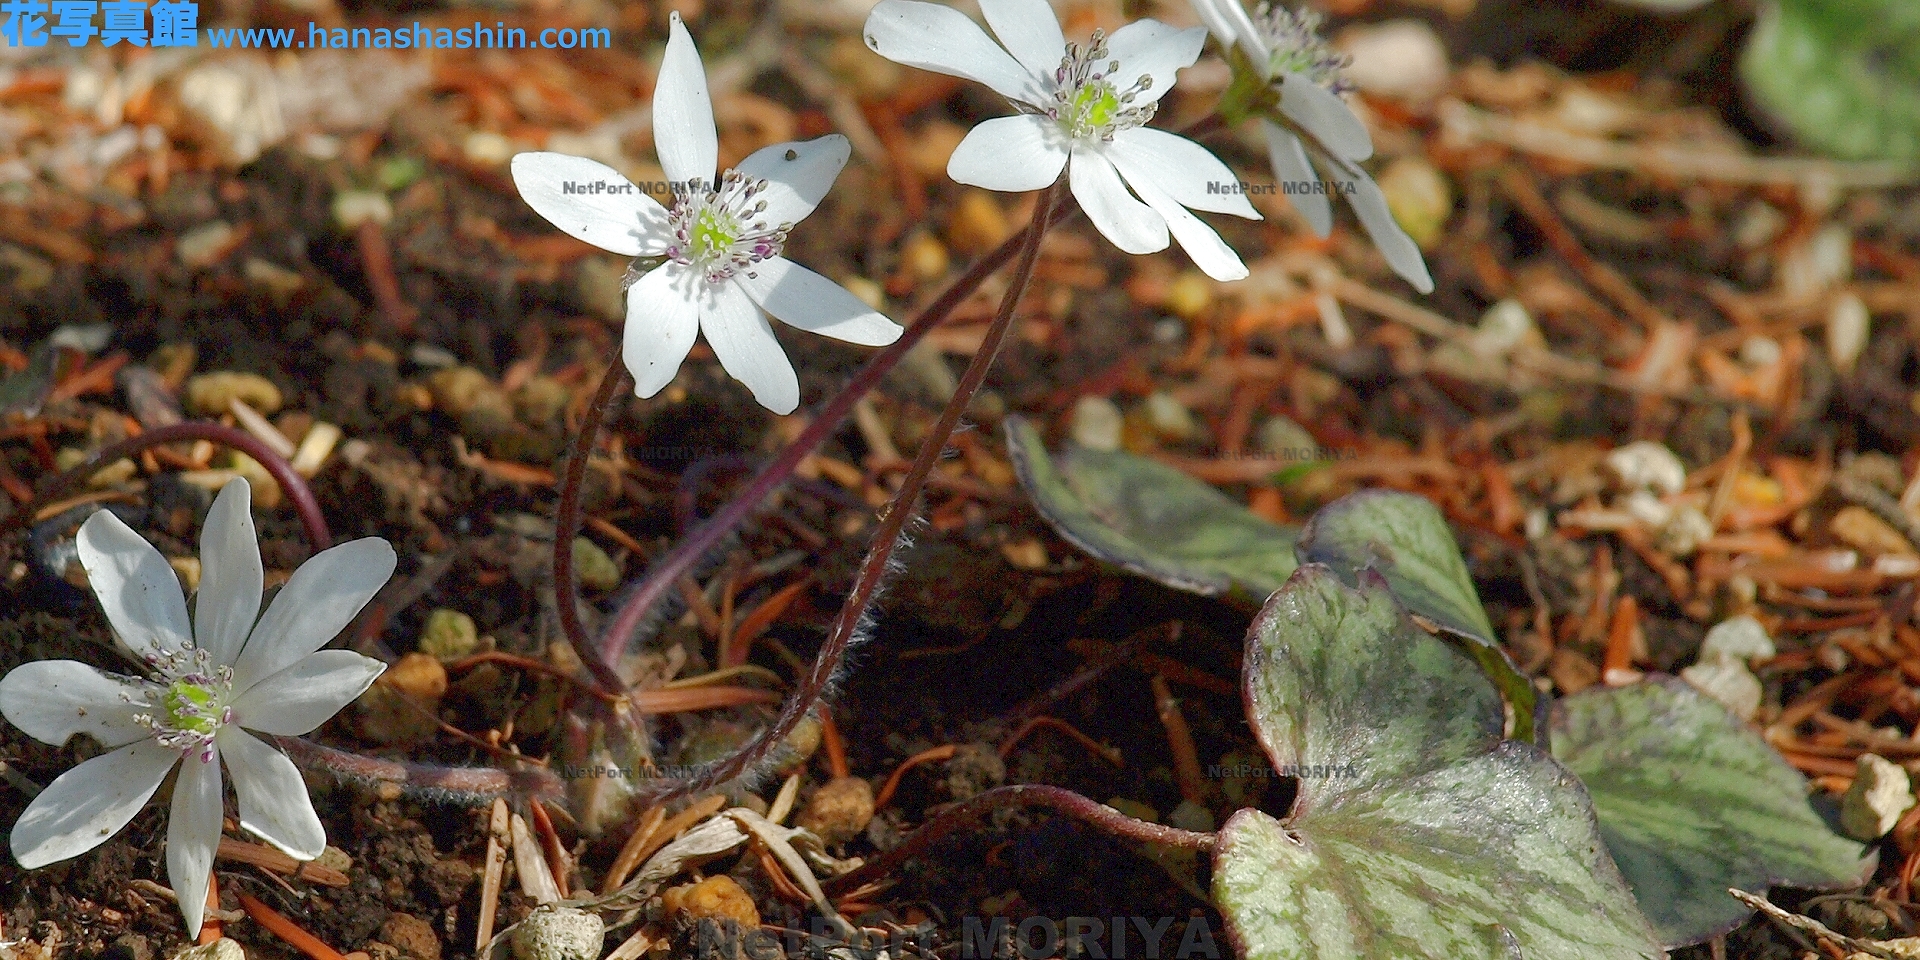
[1071,82,1120,132]
[131,642,234,761]
[664,172,792,283]
[161,680,223,737]
[688,208,739,262]
[1046,32,1156,143]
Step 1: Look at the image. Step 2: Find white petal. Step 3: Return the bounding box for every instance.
[509,152,670,257]
[1281,74,1373,161]
[736,258,904,347]
[948,116,1069,192]
[623,263,703,399]
[1118,165,1250,282]
[230,538,395,692]
[1104,20,1205,107]
[10,741,176,868]
[1067,150,1168,256]
[1105,127,1259,219]
[76,509,192,664]
[168,748,223,937]
[702,283,799,415]
[232,651,386,737]
[0,660,151,748]
[864,0,1046,106]
[220,728,325,859]
[1262,120,1332,237]
[194,478,262,668]
[1189,0,1268,66]
[1346,169,1435,294]
[978,0,1066,78]
[656,13,719,189]
[735,136,850,226]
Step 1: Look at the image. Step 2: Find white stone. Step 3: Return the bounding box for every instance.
[1605,441,1687,496]
[1070,396,1124,452]
[1840,754,1914,840]
[511,906,605,960]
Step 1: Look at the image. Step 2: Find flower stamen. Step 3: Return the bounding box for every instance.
[129,642,233,763]
[662,171,793,283]
[1252,3,1352,94]
[1043,30,1156,142]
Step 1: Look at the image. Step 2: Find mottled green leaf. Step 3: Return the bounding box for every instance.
[1004,416,1297,602]
[1215,568,1662,960]
[1295,490,1539,743]
[1551,677,1872,947]
[1740,0,1920,161]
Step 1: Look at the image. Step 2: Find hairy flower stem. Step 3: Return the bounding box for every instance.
[551,364,637,697]
[0,421,332,549]
[641,182,1063,804]
[591,195,1079,674]
[824,784,1217,896]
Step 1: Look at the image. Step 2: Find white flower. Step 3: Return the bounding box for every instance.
[863,0,1261,281]
[0,478,393,935]
[510,14,902,416]
[1187,0,1434,293]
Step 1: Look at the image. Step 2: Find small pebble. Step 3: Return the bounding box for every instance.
[1605,441,1687,496]
[509,906,604,960]
[512,376,571,425]
[462,130,515,166]
[1143,391,1198,442]
[1656,504,1714,557]
[1841,754,1914,840]
[170,939,245,960]
[946,190,1012,253]
[186,371,282,416]
[1828,291,1870,376]
[176,221,237,268]
[1778,223,1851,298]
[901,231,949,281]
[418,608,478,660]
[243,258,307,302]
[333,190,393,229]
[1070,396,1124,452]
[1339,19,1449,102]
[375,913,440,960]
[1831,505,1917,557]
[795,775,875,845]
[353,653,447,746]
[1375,157,1452,250]
[662,875,760,929]
[1698,615,1775,663]
[1679,657,1764,721]
[571,537,620,591]
[1164,271,1213,320]
[1471,299,1536,356]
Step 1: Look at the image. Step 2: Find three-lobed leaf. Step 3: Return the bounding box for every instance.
[1739,0,1920,161]
[1551,677,1872,947]
[1215,567,1663,960]
[1004,416,1298,601]
[1295,491,1540,743]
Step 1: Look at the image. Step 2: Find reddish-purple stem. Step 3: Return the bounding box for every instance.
[551,364,635,696]
[825,784,1217,896]
[3,420,332,550]
[594,197,1078,671]
[636,183,1063,803]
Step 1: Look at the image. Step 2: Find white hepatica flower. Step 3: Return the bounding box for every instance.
[1187,0,1434,293]
[510,14,901,416]
[863,0,1261,282]
[0,478,393,935]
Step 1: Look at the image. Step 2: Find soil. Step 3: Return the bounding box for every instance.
[2,0,1918,959]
